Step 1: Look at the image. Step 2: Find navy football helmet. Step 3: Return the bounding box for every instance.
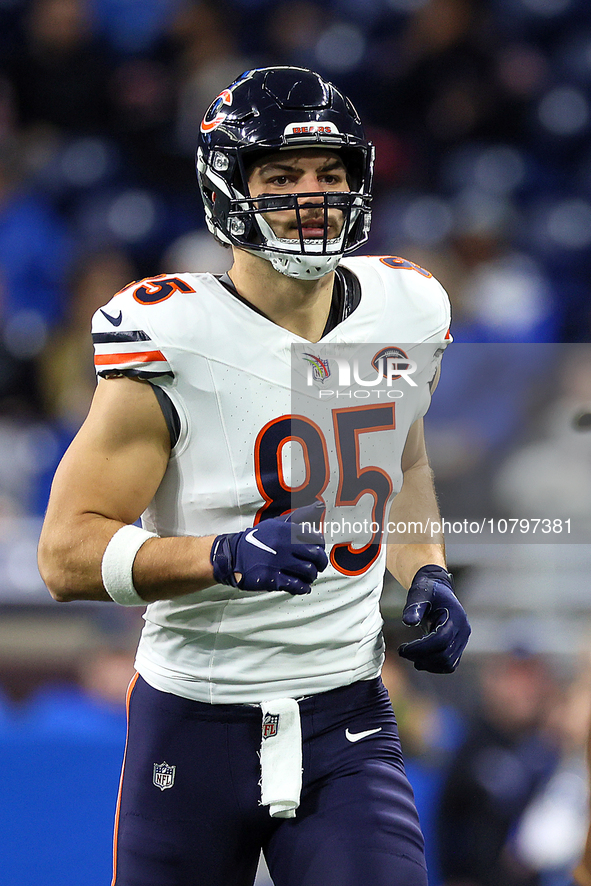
[196,67,374,280]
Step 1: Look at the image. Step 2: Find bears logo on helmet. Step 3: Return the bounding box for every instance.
[200,89,233,133]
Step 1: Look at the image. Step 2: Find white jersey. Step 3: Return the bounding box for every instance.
[92,255,451,704]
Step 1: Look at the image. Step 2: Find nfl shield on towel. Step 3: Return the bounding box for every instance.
[262,713,280,739]
[153,761,176,790]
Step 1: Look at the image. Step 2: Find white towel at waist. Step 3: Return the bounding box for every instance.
[259,698,302,819]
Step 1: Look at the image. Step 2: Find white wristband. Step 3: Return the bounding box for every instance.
[101,525,158,606]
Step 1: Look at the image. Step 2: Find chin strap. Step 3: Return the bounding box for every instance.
[268,250,342,280]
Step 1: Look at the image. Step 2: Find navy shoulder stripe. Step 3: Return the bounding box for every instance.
[97,368,174,380]
[92,331,151,344]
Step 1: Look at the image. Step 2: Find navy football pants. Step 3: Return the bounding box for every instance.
[112,675,428,886]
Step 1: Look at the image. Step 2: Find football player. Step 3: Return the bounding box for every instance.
[38,67,470,886]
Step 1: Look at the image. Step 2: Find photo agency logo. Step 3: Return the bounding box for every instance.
[301,345,418,399]
[289,341,447,549]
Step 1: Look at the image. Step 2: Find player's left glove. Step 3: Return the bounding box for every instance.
[397,564,471,674]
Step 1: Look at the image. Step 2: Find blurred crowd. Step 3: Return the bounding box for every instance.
[0,1,590,884]
[0,0,586,517]
[0,0,586,520]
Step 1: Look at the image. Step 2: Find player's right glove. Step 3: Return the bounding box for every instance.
[210,502,328,595]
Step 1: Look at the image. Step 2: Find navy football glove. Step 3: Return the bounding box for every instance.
[398,564,471,673]
[210,502,328,595]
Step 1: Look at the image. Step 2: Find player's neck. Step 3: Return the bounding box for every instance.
[228,250,333,342]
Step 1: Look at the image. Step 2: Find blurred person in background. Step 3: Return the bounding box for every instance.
[171,0,255,158]
[22,644,137,736]
[38,66,471,886]
[381,633,467,885]
[0,140,71,337]
[8,0,110,137]
[376,0,508,151]
[436,649,559,886]
[511,659,591,886]
[39,248,137,433]
[0,142,74,518]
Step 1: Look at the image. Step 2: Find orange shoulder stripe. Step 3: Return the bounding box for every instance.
[94,350,167,366]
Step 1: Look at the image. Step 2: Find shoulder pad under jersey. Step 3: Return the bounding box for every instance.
[91,273,205,380]
[343,255,452,343]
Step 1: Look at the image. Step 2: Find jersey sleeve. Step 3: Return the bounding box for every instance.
[91,294,174,381]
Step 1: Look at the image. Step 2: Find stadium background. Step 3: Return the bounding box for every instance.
[0,0,590,883]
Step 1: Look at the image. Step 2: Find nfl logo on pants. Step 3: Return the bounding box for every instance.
[153,761,176,790]
[262,713,279,739]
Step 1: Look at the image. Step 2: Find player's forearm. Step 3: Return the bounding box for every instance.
[387,542,446,590]
[38,514,216,604]
[132,532,216,602]
[386,460,446,589]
